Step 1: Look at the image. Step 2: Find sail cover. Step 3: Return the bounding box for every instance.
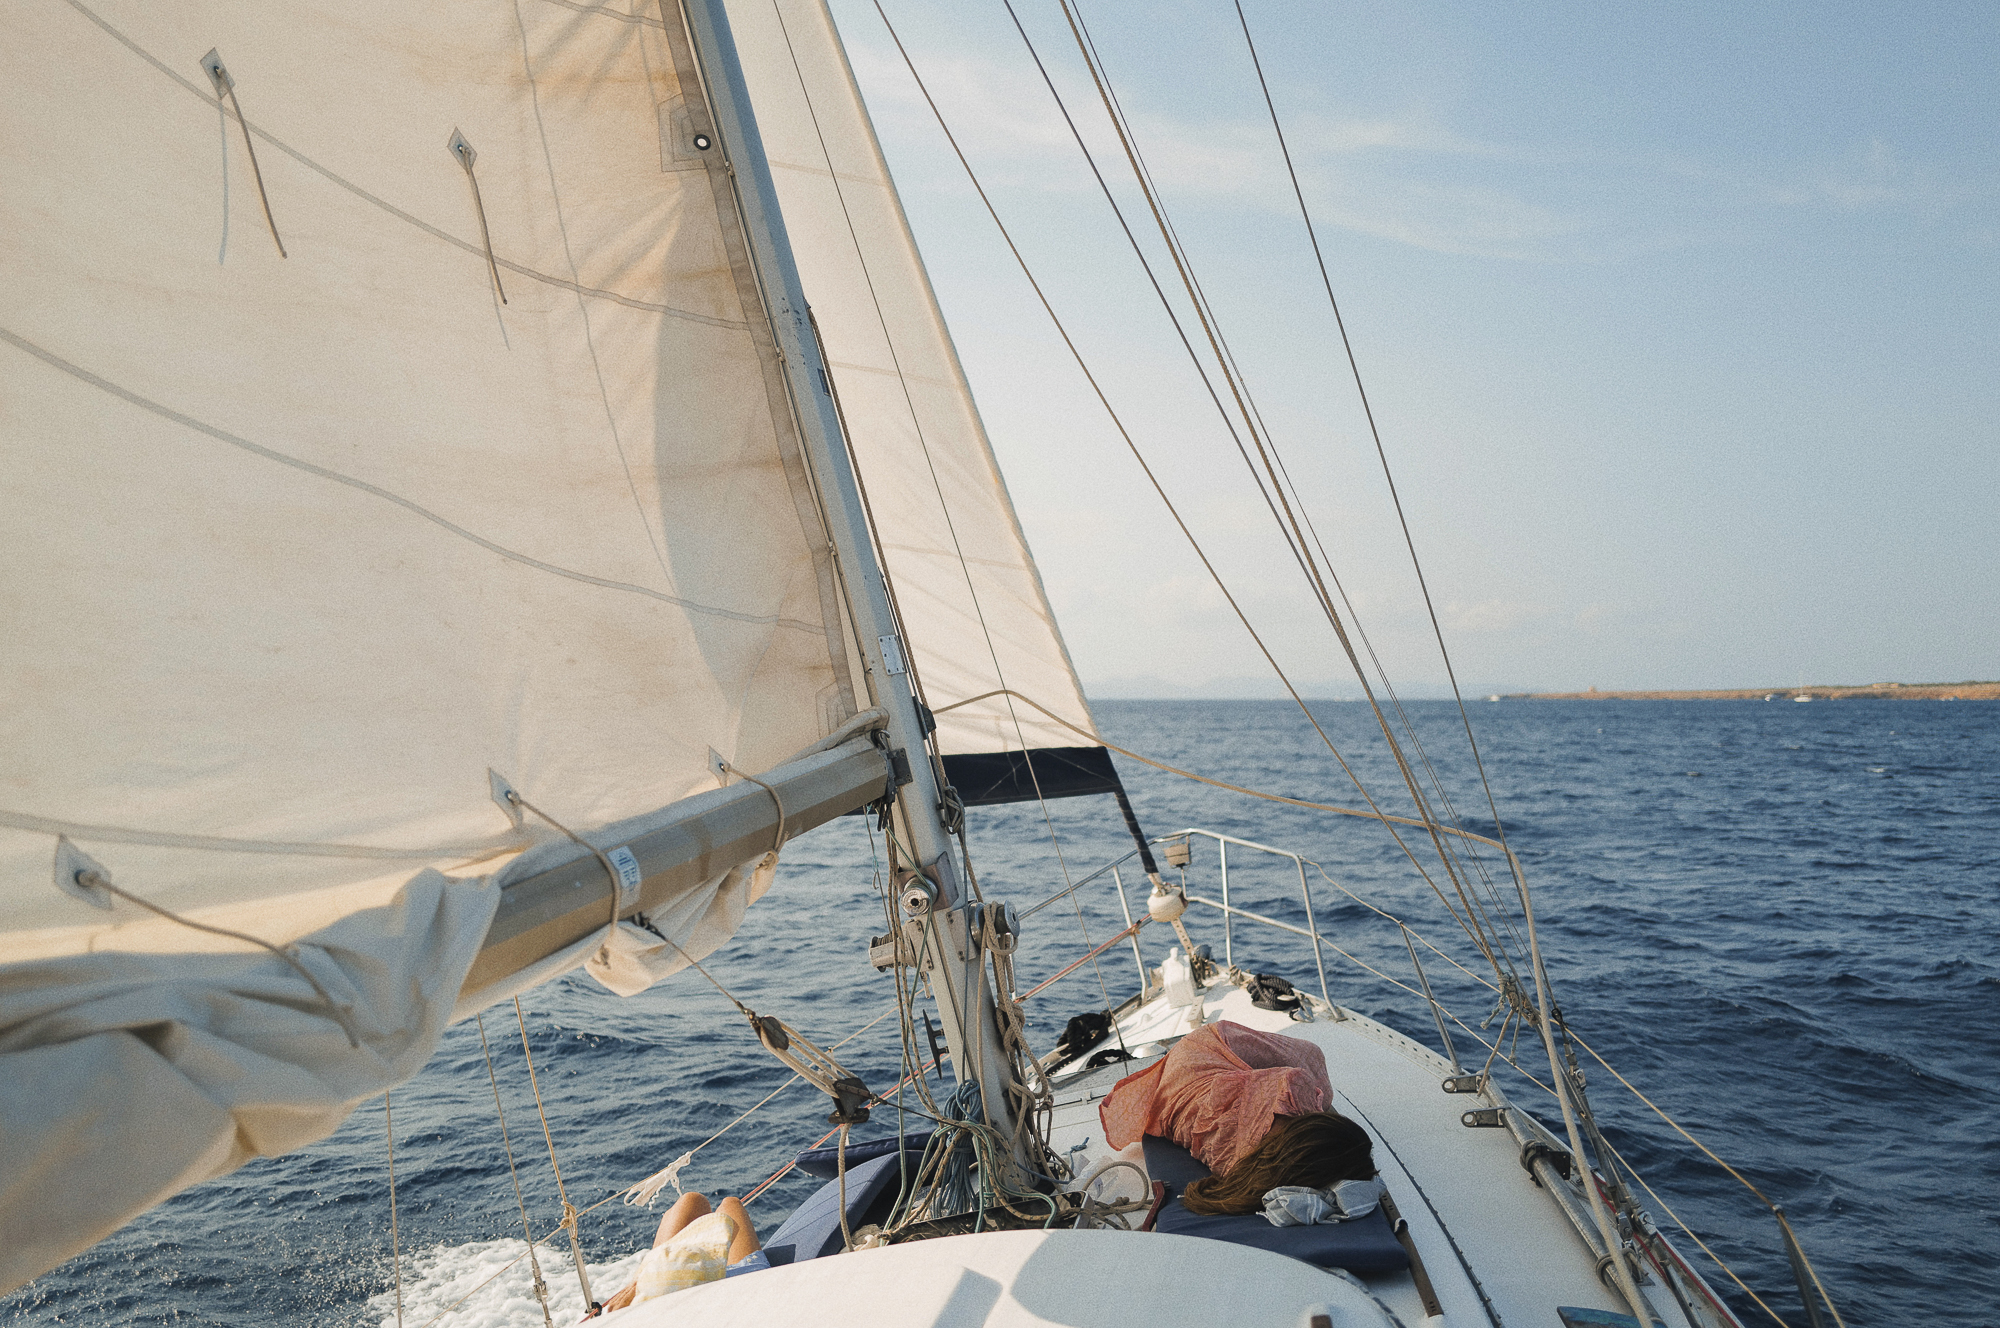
[723,0,1102,789]
[0,0,873,1288]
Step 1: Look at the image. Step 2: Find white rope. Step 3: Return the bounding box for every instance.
[621,1006,899,1209]
[514,999,594,1310]
[836,1124,854,1252]
[474,1013,555,1327]
[384,1092,405,1328]
[718,760,787,853]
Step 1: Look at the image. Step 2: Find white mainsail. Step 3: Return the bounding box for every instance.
[0,0,897,1289]
[725,0,1099,762]
[2,0,861,953]
[2,0,1101,1290]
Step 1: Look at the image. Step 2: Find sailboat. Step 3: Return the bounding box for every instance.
[1,2,1843,1326]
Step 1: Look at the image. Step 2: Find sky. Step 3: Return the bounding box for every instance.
[824,0,1999,696]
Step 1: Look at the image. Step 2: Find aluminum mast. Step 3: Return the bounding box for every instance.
[677,0,1018,1131]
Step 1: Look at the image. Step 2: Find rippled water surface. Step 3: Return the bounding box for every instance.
[8,700,1995,1327]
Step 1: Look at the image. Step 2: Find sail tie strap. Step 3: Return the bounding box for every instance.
[448,130,508,305]
[200,50,285,257]
[505,787,769,1003]
[502,791,630,938]
[718,760,787,854]
[503,793,868,1177]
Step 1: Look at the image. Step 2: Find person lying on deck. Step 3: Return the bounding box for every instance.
[1181,1111,1380,1220]
[589,1193,768,1318]
[1099,1019,1382,1220]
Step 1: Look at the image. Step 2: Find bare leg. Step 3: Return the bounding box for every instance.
[716,1197,760,1263]
[653,1192,713,1248]
[592,1192,716,1318]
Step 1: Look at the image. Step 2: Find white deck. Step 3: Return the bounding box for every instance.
[624,1228,1399,1327]
[1043,976,1693,1328]
[612,972,1713,1328]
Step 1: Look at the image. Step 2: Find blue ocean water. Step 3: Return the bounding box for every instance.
[6,699,1995,1327]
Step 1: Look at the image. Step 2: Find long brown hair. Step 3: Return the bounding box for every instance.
[1181,1112,1375,1216]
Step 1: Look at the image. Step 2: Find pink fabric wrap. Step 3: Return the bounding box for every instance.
[1098,1021,1332,1175]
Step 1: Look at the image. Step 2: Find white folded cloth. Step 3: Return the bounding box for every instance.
[1260,1177,1386,1226]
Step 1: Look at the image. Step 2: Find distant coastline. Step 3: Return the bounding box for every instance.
[1505,680,2000,701]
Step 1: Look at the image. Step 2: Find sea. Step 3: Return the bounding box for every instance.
[6,699,1995,1328]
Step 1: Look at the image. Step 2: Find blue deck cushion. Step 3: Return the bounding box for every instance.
[791,1131,934,1180]
[760,1150,914,1266]
[1142,1135,1409,1275]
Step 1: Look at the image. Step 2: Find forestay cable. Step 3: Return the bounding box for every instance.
[866,1,1487,962]
[1048,0,1521,985]
[1228,0,1535,932]
[1068,0,1530,970]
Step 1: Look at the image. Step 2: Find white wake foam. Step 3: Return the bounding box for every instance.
[367,1238,648,1328]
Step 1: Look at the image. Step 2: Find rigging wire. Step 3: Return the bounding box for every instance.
[514,998,596,1310]
[1062,0,1529,969]
[767,2,1104,1018]
[1592,1134,1794,1328]
[1046,0,1521,986]
[1227,0,1533,928]
[1016,10,1649,1282]
[866,0,1492,964]
[622,1005,900,1208]
[475,1013,556,1328]
[384,1092,405,1328]
[993,0,1313,588]
[1568,1029,1849,1325]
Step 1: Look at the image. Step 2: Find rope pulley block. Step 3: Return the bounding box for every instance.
[746,1008,874,1128]
[980,901,1019,954]
[752,1014,790,1052]
[827,1077,872,1126]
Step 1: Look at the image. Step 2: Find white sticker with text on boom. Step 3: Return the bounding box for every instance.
[608,845,643,907]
